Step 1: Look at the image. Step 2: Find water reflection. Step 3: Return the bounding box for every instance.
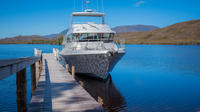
[74,74,127,112]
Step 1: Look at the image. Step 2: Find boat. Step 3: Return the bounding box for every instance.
[59,0,126,79]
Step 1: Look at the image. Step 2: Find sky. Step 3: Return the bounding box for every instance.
[0,0,200,38]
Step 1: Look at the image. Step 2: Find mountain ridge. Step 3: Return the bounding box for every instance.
[116,19,200,44]
[42,25,159,38]
[0,35,49,44]
[112,25,160,33]
[0,20,199,45]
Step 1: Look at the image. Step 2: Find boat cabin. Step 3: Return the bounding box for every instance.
[64,11,116,43]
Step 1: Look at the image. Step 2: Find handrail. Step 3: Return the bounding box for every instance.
[66,38,113,42]
[0,57,40,68]
[0,57,41,80]
[72,22,103,24]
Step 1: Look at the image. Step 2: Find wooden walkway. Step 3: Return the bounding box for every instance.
[28,53,104,112]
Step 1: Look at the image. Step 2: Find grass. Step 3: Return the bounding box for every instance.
[123,39,200,45]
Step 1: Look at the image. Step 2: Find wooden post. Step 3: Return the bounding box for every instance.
[31,63,36,97]
[66,64,69,72]
[98,96,103,106]
[35,55,42,85]
[16,68,27,112]
[35,62,40,85]
[34,48,37,56]
[79,81,84,86]
[53,48,55,56]
[72,66,75,78]
[39,55,43,74]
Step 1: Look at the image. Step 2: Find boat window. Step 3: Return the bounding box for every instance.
[68,33,72,38]
[103,33,110,38]
[65,33,73,42]
[80,33,87,40]
[110,33,114,40]
[71,33,114,42]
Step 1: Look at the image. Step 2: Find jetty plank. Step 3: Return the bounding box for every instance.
[28,53,103,112]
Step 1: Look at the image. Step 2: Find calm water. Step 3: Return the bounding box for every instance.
[1,44,200,112]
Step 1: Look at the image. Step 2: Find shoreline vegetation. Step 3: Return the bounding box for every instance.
[0,35,64,45]
[0,19,200,45]
[30,35,63,45]
[0,37,200,45]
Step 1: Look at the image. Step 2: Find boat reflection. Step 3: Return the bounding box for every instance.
[74,74,127,112]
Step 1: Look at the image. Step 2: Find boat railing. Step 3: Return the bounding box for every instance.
[115,38,126,49]
[65,38,126,50]
[67,38,114,42]
[72,22,103,24]
[66,38,125,47]
[53,48,60,61]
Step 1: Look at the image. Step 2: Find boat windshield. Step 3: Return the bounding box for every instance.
[68,33,114,42]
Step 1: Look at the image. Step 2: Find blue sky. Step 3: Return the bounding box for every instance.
[0,0,200,38]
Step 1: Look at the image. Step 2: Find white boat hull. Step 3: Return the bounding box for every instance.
[60,52,125,79]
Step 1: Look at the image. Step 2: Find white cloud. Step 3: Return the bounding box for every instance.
[134,1,146,7]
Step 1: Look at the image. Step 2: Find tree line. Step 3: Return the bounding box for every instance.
[29,35,64,45]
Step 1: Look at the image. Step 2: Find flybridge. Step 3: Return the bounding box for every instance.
[71,11,105,24]
[72,12,104,17]
[71,0,105,24]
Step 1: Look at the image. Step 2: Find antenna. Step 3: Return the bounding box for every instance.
[82,0,84,11]
[73,0,76,11]
[102,0,104,12]
[86,0,90,9]
[97,0,99,11]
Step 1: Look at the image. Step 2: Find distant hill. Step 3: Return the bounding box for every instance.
[112,25,160,33]
[43,25,157,38]
[44,34,59,38]
[116,19,200,44]
[43,29,68,38]
[0,35,49,44]
[1,20,200,45]
[60,29,69,35]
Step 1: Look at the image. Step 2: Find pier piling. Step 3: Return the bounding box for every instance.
[72,66,75,78]
[98,96,104,106]
[66,64,69,72]
[16,68,27,112]
[31,63,36,96]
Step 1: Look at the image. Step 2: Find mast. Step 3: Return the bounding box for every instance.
[86,0,90,10]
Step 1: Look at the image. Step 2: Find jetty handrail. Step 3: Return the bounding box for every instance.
[0,48,43,112]
[0,57,40,68]
[0,57,41,80]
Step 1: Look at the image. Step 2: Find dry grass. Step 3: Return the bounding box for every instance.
[116,19,200,45]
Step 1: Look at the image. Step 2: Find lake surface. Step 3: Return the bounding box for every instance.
[1,44,200,112]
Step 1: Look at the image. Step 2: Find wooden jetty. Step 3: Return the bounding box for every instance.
[0,49,104,112]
